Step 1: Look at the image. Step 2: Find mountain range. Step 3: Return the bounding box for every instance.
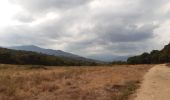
[0,46,98,66]
[8,45,102,63]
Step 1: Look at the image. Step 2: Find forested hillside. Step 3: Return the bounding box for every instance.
[0,47,97,66]
[127,43,170,64]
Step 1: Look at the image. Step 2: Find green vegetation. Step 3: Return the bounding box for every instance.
[111,61,127,65]
[0,47,97,66]
[127,43,170,64]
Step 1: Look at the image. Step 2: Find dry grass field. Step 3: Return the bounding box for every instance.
[0,64,153,100]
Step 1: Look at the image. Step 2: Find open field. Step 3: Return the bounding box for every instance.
[0,64,153,100]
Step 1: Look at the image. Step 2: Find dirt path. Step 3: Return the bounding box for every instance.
[135,64,170,100]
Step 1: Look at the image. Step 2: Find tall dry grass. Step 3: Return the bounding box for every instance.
[0,64,153,100]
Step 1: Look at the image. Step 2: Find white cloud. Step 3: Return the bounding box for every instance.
[0,0,170,61]
[0,1,21,28]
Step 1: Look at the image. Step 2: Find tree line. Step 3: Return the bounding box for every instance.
[127,43,170,64]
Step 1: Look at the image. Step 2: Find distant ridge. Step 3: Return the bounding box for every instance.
[0,47,98,66]
[8,45,102,63]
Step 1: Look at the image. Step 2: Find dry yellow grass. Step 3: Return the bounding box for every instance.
[0,64,153,100]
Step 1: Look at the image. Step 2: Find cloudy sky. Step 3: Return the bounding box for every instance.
[0,0,170,61]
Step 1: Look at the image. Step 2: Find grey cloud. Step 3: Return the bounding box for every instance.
[1,0,170,61]
[0,25,59,47]
[95,24,157,43]
[10,0,92,12]
[13,12,35,23]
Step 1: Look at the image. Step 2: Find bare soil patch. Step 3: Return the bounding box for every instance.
[135,64,170,100]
